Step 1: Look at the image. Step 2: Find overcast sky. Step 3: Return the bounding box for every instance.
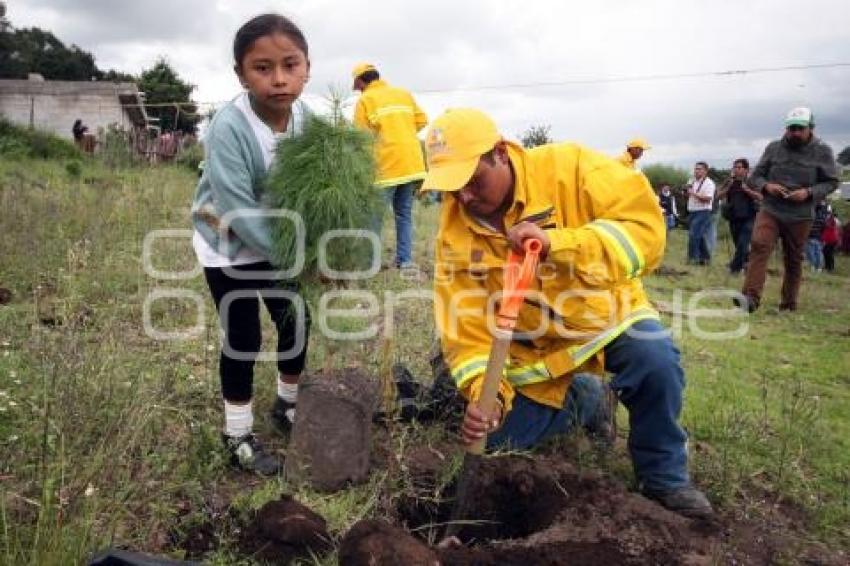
[9,0,850,167]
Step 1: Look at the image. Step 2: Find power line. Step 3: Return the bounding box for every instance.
[415,62,850,94]
[7,61,848,108]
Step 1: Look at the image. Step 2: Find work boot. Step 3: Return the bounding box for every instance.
[642,486,714,518]
[223,433,282,476]
[732,294,757,313]
[586,387,615,448]
[271,398,297,435]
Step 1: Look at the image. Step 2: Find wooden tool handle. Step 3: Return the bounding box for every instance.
[467,330,512,455]
[465,238,542,455]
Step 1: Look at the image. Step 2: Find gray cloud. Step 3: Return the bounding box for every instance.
[8,0,850,165]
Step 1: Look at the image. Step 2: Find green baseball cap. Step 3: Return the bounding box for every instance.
[785,107,814,127]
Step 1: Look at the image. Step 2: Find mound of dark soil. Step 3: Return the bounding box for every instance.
[237,495,332,563]
[399,452,722,564]
[339,519,439,566]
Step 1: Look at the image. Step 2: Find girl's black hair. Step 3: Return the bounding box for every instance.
[233,14,308,66]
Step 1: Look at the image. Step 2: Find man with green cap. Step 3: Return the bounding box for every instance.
[736,107,839,313]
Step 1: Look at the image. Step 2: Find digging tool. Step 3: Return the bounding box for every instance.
[444,238,542,541]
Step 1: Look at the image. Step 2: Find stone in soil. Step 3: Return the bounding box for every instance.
[286,368,378,492]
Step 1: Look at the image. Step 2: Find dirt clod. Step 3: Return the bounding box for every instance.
[238,495,331,563]
[339,519,439,566]
[256,495,331,551]
[0,287,11,305]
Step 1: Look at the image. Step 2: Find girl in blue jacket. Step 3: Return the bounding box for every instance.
[190,13,311,474]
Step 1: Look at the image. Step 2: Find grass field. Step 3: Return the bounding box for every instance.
[0,158,848,564]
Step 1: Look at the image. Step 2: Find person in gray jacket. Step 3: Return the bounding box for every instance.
[735,107,839,313]
[191,14,312,474]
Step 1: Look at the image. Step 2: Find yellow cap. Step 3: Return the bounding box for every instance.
[421,108,501,192]
[351,62,376,80]
[627,137,651,150]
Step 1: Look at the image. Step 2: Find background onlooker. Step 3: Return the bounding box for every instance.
[805,200,827,272]
[717,158,761,274]
[686,161,716,265]
[821,205,841,272]
[737,107,839,313]
[616,137,650,169]
[658,183,678,231]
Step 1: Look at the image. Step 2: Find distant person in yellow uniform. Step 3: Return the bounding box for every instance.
[616,138,651,169]
[352,63,428,268]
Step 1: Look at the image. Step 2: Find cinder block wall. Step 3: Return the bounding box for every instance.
[0,81,139,139]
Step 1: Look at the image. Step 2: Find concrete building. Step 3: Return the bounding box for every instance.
[0,75,150,139]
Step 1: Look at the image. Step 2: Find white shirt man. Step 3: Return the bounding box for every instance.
[686,162,716,264]
[687,164,716,211]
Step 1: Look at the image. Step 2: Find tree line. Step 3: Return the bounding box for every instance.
[0,9,200,134]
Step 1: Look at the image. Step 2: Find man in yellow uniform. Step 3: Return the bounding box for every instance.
[352,63,428,268]
[616,137,651,169]
[422,108,712,518]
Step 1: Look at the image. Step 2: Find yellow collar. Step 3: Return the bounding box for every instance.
[363,79,387,92]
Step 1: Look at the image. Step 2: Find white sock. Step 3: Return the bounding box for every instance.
[277,380,298,404]
[224,400,253,438]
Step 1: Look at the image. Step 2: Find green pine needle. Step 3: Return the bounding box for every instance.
[265,94,382,279]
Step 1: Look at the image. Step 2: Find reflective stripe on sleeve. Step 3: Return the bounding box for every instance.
[367,105,415,123]
[566,307,659,368]
[451,355,490,389]
[505,361,551,386]
[587,220,645,279]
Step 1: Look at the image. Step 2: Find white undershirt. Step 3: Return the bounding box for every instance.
[192,92,291,268]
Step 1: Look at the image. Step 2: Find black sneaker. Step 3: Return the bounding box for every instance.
[271,397,297,434]
[642,486,714,518]
[223,433,282,475]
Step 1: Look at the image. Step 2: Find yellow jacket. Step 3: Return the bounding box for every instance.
[616,151,636,169]
[353,80,428,188]
[434,142,665,412]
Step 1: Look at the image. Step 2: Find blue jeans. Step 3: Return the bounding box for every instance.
[706,211,719,257]
[665,214,676,231]
[687,210,712,263]
[487,373,608,450]
[489,319,689,491]
[372,181,416,266]
[805,238,824,270]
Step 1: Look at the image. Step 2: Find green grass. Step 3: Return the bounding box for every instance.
[0,158,848,564]
[0,119,82,160]
[655,224,850,538]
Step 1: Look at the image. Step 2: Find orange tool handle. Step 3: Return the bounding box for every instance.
[495,238,542,330]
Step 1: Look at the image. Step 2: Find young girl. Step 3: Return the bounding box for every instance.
[191,14,311,474]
